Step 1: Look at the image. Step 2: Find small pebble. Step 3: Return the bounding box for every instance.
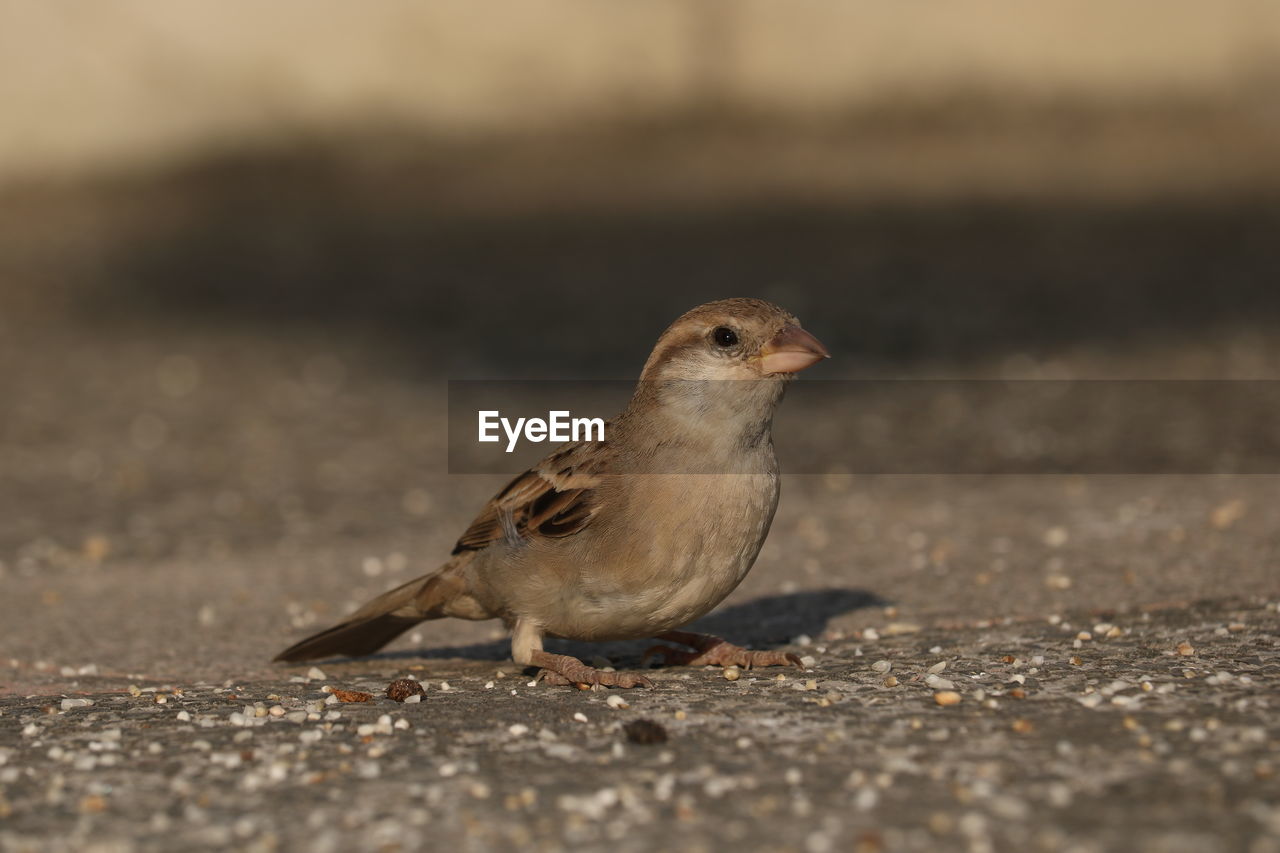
[1177,641,1196,656]
[723,666,741,681]
[623,719,668,745]
[871,660,892,674]
[605,695,629,709]
[306,667,326,681]
[933,691,962,707]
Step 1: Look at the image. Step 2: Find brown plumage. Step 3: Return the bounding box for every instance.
[275,298,829,687]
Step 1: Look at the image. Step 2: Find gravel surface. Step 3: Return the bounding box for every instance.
[3,600,1278,852]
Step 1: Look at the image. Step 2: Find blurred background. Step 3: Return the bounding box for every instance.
[3,1,1279,678]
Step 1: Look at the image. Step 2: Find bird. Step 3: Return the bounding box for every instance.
[275,298,830,688]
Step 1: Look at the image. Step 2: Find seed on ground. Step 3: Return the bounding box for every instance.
[332,689,374,703]
[385,679,425,702]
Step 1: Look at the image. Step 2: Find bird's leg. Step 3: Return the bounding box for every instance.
[643,630,803,669]
[528,650,654,689]
[511,618,653,689]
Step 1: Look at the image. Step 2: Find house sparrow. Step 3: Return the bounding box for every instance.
[276,298,829,687]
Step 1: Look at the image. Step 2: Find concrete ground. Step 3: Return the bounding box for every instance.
[1,154,1279,851]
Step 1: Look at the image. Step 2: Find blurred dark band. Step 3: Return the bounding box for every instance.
[448,380,1280,475]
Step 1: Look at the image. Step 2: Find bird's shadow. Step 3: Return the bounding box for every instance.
[359,587,884,667]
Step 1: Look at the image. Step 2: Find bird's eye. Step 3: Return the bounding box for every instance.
[712,326,738,347]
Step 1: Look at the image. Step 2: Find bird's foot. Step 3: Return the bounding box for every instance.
[643,631,803,670]
[529,650,654,689]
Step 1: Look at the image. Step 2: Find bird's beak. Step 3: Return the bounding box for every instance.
[757,324,831,374]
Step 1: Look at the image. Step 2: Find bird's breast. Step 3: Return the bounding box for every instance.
[535,467,781,640]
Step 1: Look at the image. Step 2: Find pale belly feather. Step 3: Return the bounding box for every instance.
[528,470,780,641]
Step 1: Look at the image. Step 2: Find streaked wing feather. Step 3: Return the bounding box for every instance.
[451,441,607,555]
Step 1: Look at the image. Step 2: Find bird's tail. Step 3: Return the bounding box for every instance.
[273,570,458,662]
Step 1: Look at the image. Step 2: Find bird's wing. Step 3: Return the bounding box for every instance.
[451,440,610,555]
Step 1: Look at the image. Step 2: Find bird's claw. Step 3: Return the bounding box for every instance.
[644,638,805,671]
[535,666,653,690]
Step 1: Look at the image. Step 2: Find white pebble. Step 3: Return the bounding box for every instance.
[927,661,948,674]
[508,724,530,736]
[1044,526,1069,547]
[605,695,629,709]
[871,660,892,674]
[573,712,588,723]
[306,667,326,681]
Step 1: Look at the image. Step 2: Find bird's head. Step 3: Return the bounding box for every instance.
[638,298,829,384]
[624,299,829,450]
